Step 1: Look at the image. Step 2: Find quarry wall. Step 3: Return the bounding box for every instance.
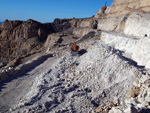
[108,0,150,17]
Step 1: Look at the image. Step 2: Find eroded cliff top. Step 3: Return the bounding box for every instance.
[95,0,150,18]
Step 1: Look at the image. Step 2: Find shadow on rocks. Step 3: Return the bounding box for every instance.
[0,54,53,93]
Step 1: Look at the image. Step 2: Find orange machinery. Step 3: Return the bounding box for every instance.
[70,42,78,51]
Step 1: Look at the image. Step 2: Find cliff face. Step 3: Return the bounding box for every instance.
[0,20,48,67]
[0,19,72,67]
[95,0,150,18]
[108,0,150,16]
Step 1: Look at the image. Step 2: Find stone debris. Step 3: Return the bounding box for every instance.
[1,0,150,112]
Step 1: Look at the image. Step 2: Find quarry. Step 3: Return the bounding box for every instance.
[0,0,150,113]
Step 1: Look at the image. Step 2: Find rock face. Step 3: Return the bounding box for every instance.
[95,5,107,18]
[0,19,49,67]
[0,19,72,68]
[100,31,150,69]
[99,31,150,113]
[108,0,150,17]
[124,13,150,37]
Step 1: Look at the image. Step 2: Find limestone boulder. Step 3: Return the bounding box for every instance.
[109,107,122,113]
[44,33,62,52]
[97,16,121,31]
[126,85,140,99]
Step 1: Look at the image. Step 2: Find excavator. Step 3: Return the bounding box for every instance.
[70,42,78,51]
[70,42,79,56]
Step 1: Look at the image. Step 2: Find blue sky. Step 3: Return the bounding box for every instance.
[0,0,113,23]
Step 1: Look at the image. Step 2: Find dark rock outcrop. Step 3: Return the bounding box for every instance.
[0,19,72,67]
